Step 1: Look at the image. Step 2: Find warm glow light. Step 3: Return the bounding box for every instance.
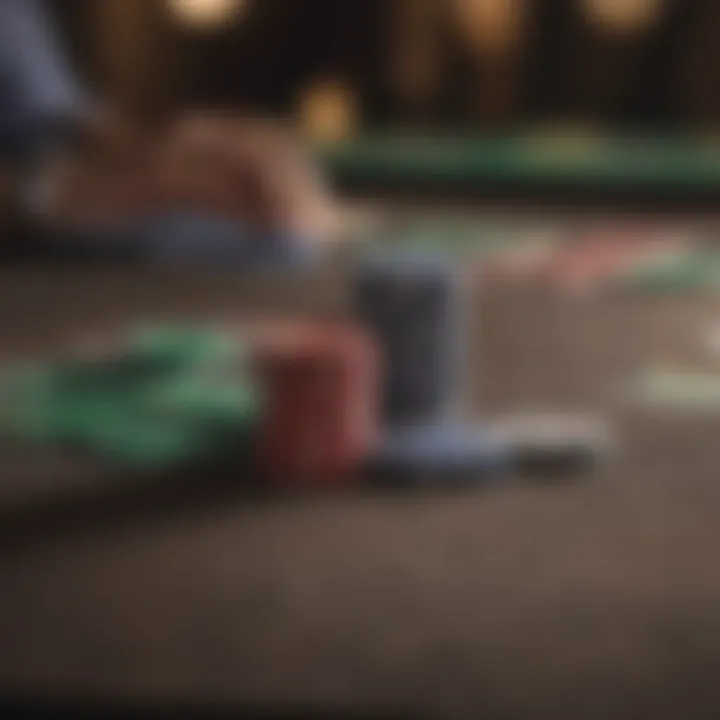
[168,0,246,29]
[581,0,664,34]
[297,80,359,144]
[449,0,526,57]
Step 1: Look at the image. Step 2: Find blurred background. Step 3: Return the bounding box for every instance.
[47,0,720,132]
[9,3,720,719]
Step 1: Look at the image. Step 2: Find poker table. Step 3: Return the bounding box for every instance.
[319,131,720,207]
[4,174,720,717]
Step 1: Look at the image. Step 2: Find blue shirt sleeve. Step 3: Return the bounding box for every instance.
[0,0,90,121]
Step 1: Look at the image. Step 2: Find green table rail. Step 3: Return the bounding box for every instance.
[318,133,720,195]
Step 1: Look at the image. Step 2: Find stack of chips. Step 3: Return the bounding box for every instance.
[355,251,511,487]
[0,326,262,471]
[250,322,379,488]
[355,252,468,425]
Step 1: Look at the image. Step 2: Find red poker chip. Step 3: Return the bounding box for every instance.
[250,322,379,488]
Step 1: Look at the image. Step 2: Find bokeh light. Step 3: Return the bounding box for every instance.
[581,0,665,35]
[167,0,247,30]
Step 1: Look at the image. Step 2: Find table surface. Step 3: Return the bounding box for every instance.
[2,259,720,718]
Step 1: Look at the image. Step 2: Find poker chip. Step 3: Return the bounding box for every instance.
[368,422,512,488]
[0,326,262,470]
[251,322,379,488]
[490,412,616,475]
[354,251,470,425]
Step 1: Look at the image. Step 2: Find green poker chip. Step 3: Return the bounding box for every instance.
[0,325,263,471]
[130,325,242,370]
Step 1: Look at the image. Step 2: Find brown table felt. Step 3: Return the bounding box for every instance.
[1,261,720,719]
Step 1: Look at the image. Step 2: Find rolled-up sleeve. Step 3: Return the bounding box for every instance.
[0,0,89,120]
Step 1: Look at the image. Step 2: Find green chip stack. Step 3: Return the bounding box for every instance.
[0,325,262,471]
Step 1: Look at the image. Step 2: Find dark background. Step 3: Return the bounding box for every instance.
[43,0,720,130]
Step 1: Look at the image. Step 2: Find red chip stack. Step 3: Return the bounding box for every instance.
[249,322,380,488]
